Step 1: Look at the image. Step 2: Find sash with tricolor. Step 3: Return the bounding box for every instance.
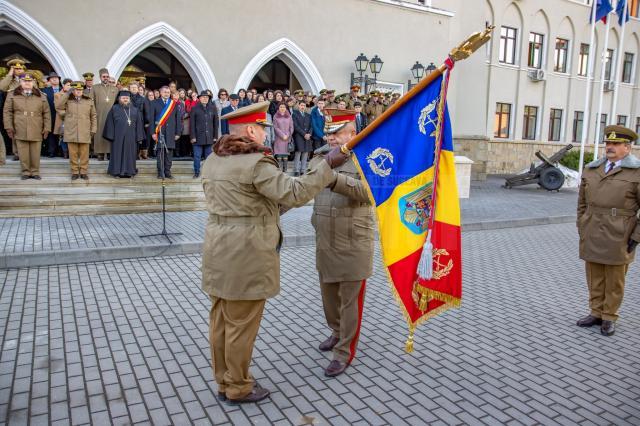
[351,59,461,352]
[155,99,177,135]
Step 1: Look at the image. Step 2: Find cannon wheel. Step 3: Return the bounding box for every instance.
[538,167,565,191]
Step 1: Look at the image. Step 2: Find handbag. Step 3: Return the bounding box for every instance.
[287,139,294,153]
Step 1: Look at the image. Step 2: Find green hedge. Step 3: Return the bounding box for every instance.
[560,150,594,171]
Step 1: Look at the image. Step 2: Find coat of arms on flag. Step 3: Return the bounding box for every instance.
[343,27,494,351]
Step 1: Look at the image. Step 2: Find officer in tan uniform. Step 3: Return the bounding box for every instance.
[3,73,51,179]
[1,58,27,160]
[325,89,338,109]
[201,101,349,404]
[577,125,640,336]
[365,91,385,123]
[310,108,374,377]
[346,85,360,109]
[82,72,94,96]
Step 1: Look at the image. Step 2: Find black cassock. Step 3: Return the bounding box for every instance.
[103,104,145,177]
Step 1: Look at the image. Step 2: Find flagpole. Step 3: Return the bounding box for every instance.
[593,14,612,161]
[578,1,599,176]
[610,0,629,123]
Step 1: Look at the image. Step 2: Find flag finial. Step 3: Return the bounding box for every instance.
[449,26,495,62]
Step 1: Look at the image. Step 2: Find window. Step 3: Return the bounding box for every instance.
[599,114,608,142]
[617,115,628,127]
[500,27,518,65]
[494,103,511,138]
[573,111,584,142]
[622,53,634,84]
[549,109,563,141]
[604,49,615,81]
[554,38,569,73]
[528,32,544,68]
[523,106,538,140]
[578,44,590,77]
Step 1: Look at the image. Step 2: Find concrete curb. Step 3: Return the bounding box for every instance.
[0,215,575,269]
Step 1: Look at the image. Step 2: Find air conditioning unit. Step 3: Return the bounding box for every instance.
[527,69,545,82]
[603,81,615,92]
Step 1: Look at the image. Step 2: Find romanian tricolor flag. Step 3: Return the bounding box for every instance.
[155,99,177,135]
[351,60,461,351]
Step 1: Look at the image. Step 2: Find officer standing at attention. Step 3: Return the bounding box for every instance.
[310,108,374,377]
[201,101,349,404]
[576,125,640,336]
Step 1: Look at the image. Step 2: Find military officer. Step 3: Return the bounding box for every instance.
[1,58,27,160]
[82,72,94,96]
[325,90,338,109]
[346,85,360,109]
[309,108,374,377]
[577,125,640,336]
[3,73,51,179]
[365,91,385,123]
[201,101,349,404]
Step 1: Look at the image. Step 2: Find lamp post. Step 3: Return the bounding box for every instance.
[408,61,436,90]
[350,53,384,93]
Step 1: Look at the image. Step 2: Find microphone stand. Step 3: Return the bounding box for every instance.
[140,131,182,244]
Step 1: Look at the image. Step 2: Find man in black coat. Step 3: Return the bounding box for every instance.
[42,72,63,157]
[220,94,240,135]
[190,91,218,178]
[150,86,181,178]
[128,82,147,159]
[354,102,368,134]
[292,99,313,176]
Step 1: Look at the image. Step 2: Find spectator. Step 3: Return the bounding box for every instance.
[354,101,367,134]
[286,97,296,115]
[246,90,254,105]
[178,89,191,157]
[310,99,326,150]
[214,88,230,138]
[53,78,73,159]
[272,102,293,172]
[128,82,147,159]
[189,90,218,178]
[220,94,240,135]
[154,89,160,99]
[292,100,313,176]
[42,72,62,157]
[144,90,155,158]
[238,88,250,107]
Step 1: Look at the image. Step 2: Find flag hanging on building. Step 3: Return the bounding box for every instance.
[351,60,461,352]
[616,0,630,26]
[592,0,614,23]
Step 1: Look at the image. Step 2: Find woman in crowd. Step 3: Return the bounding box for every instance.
[245,90,254,105]
[53,78,73,159]
[214,88,230,139]
[272,102,293,172]
[237,88,250,107]
[145,90,155,157]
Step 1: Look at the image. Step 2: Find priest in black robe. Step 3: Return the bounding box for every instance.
[103,90,144,178]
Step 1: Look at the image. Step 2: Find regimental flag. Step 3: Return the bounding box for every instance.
[592,0,614,23]
[351,62,461,351]
[616,0,630,26]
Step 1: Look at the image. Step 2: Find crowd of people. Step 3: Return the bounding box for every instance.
[0,57,402,179]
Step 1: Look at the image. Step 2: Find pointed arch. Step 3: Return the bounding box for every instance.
[105,22,218,92]
[0,1,78,78]
[234,38,325,93]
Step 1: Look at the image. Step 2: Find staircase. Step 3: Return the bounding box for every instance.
[0,158,206,217]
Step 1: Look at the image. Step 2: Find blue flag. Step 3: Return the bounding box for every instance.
[592,0,614,23]
[616,0,630,26]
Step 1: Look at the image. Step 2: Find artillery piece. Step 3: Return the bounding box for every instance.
[504,144,573,191]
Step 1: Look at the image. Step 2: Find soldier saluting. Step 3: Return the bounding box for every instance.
[577,125,640,336]
[201,101,349,404]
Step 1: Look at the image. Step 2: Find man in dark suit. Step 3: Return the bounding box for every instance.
[220,94,240,135]
[42,72,63,157]
[150,85,181,178]
[190,91,218,178]
[354,102,368,134]
[310,99,326,151]
[292,99,313,176]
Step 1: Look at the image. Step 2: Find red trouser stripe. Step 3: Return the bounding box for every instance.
[347,280,366,364]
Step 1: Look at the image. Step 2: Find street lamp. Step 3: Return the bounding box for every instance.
[350,53,384,94]
[408,61,437,90]
[426,62,437,75]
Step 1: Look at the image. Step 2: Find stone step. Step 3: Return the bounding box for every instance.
[0,184,203,196]
[0,159,198,176]
[0,175,203,186]
[0,202,205,218]
[0,191,204,207]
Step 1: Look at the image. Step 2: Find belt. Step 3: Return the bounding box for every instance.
[314,206,372,217]
[587,206,638,218]
[208,214,278,225]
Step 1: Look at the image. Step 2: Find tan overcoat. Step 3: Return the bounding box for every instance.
[57,93,97,144]
[310,155,375,282]
[3,88,51,142]
[90,83,118,154]
[0,75,20,92]
[578,154,640,265]
[365,101,384,123]
[201,150,334,300]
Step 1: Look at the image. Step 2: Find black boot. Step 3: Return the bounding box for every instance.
[576,315,602,327]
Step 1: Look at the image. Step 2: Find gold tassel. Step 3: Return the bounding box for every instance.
[418,292,429,312]
[405,326,415,353]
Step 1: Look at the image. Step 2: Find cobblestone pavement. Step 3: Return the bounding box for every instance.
[0,177,577,256]
[1,223,638,425]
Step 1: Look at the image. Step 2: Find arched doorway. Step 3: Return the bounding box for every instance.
[121,43,194,91]
[248,58,302,92]
[0,27,54,76]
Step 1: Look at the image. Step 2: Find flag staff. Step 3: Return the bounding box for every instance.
[342,26,495,153]
[594,12,613,160]
[578,0,600,176]
[611,0,630,124]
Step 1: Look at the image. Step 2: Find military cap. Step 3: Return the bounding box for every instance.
[71,81,85,90]
[82,72,94,81]
[319,89,327,95]
[221,101,273,127]
[603,125,638,144]
[20,73,34,82]
[327,89,336,94]
[137,76,146,82]
[324,108,357,134]
[350,84,361,91]
[7,58,26,69]
[294,89,304,96]
[370,90,380,96]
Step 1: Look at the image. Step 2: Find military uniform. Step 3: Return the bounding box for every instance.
[577,125,640,335]
[364,93,385,123]
[57,82,97,177]
[311,109,374,377]
[201,102,346,403]
[1,58,27,159]
[82,72,94,97]
[3,74,51,178]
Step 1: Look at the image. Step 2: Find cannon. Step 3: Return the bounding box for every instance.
[504,144,573,191]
